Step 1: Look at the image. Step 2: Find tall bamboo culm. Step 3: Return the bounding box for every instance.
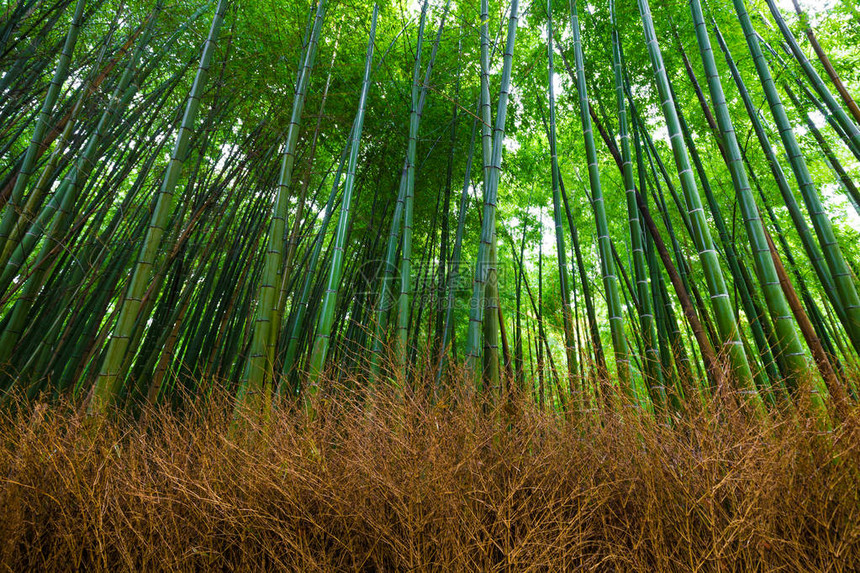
[240,0,328,402]
[609,0,664,413]
[730,0,860,359]
[569,0,631,400]
[465,0,519,390]
[306,4,378,399]
[637,0,765,414]
[689,0,820,409]
[89,0,229,414]
[546,0,579,408]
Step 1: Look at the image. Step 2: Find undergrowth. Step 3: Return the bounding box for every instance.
[1,375,859,571]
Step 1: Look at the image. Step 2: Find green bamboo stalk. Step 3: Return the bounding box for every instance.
[437,115,478,385]
[789,0,860,126]
[0,0,86,257]
[88,0,229,414]
[758,34,860,169]
[0,7,150,269]
[240,0,327,398]
[306,4,377,395]
[281,132,352,391]
[763,0,860,161]
[396,0,429,373]
[569,0,631,399]
[476,0,501,393]
[547,0,579,406]
[746,153,843,384]
[274,21,341,378]
[369,2,449,379]
[728,0,860,358]
[714,25,853,352]
[610,0,664,412]
[690,0,814,399]
[670,33,788,385]
[637,0,761,411]
[783,82,860,217]
[465,0,519,388]
[0,8,160,364]
[514,219,528,389]
[434,30,461,361]
[559,174,607,385]
[631,121,693,393]
[667,76,781,403]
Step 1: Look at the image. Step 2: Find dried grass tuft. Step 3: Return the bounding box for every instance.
[1,370,859,571]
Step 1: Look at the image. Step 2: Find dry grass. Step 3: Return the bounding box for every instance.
[1,376,859,572]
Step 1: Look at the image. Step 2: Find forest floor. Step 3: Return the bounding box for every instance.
[1,379,859,571]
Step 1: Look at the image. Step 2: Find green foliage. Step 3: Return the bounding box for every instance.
[0,0,857,417]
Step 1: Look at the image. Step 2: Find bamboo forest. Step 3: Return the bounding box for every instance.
[1,0,860,569]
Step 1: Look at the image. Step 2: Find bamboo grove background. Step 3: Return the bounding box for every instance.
[0,0,859,420]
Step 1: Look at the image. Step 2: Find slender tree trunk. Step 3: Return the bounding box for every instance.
[790,0,860,126]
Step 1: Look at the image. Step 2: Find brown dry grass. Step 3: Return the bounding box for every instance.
[1,377,859,572]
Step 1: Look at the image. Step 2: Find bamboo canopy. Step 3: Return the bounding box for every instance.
[0,0,856,421]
